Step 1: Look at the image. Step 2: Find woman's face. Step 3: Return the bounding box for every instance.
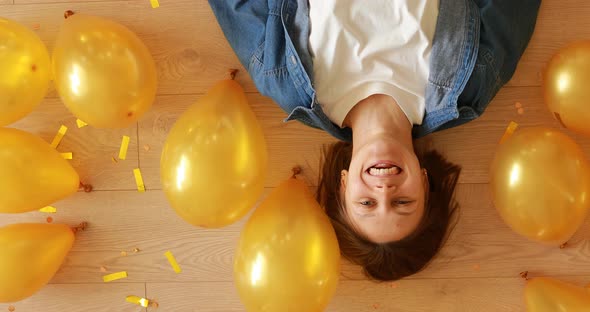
[341,135,427,243]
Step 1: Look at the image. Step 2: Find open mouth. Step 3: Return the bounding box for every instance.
[367,163,402,176]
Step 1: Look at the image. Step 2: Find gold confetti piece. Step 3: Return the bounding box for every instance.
[390,282,398,289]
[515,102,522,109]
[118,136,131,160]
[143,144,151,152]
[164,250,181,273]
[8,306,14,312]
[100,266,107,272]
[499,121,518,144]
[39,206,57,213]
[50,125,68,148]
[133,248,140,253]
[133,168,145,192]
[111,157,118,164]
[61,152,73,160]
[151,301,159,308]
[46,216,53,223]
[517,108,524,115]
[126,295,150,308]
[103,271,127,282]
[120,251,128,257]
[150,0,160,8]
[76,119,88,128]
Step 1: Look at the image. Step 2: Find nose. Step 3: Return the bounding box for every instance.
[375,182,396,191]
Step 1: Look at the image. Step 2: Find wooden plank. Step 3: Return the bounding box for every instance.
[0,0,14,5]
[145,277,590,312]
[9,98,140,191]
[1,185,590,283]
[2,283,146,312]
[1,0,590,95]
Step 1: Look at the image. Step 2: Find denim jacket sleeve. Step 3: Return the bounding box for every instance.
[207,0,268,73]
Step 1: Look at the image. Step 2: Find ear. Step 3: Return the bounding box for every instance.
[340,169,348,190]
[422,168,430,193]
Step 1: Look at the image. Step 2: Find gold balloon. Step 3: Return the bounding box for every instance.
[490,127,590,245]
[0,17,51,126]
[52,14,157,128]
[161,79,267,228]
[545,41,590,137]
[525,277,590,312]
[0,223,75,303]
[0,127,80,213]
[234,178,340,312]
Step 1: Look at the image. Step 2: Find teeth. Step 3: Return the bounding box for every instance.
[369,167,400,175]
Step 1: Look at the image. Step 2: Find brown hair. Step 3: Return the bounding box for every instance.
[316,141,461,281]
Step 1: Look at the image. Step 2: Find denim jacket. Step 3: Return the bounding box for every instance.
[209,0,540,142]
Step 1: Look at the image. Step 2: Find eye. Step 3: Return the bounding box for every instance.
[359,200,375,206]
[394,199,413,205]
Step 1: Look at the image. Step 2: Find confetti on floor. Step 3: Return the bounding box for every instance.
[76,119,88,128]
[515,102,522,109]
[372,303,380,309]
[133,168,145,192]
[517,108,524,115]
[164,250,182,273]
[32,23,40,30]
[8,306,15,312]
[133,248,141,253]
[390,282,398,289]
[50,125,68,148]
[100,266,107,272]
[121,251,128,257]
[103,271,128,282]
[143,144,151,151]
[111,157,118,164]
[46,217,53,223]
[61,152,73,160]
[119,136,131,160]
[150,0,160,8]
[151,301,159,308]
[499,121,518,144]
[39,206,57,213]
[126,295,150,308]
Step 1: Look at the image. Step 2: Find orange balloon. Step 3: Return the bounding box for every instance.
[52,14,157,128]
[161,79,267,228]
[234,178,340,312]
[525,277,590,312]
[0,127,80,213]
[490,127,590,245]
[0,223,75,303]
[545,41,590,137]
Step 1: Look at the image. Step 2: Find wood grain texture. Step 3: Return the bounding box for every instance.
[9,98,140,191]
[144,277,590,312]
[1,283,146,312]
[2,184,590,285]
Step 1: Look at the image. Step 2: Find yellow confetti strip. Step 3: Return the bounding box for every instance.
[126,295,150,308]
[76,119,88,128]
[150,0,159,8]
[164,250,181,273]
[103,271,127,282]
[50,125,68,148]
[133,168,145,192]
[118,136,131,160]
[39,206,57,213]
[61,152,73,160]
[499,121,518,144]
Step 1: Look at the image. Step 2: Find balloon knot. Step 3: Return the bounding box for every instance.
[64,10,75,19]
[229,69,239,80]
[72,222,88,234]
[291,166,302,179]
[519,271,529,280]
[80,182,93,193]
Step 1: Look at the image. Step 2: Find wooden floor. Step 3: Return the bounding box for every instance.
[2,0,590,311]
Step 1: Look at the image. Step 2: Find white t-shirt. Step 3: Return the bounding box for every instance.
[309,0,439,126]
